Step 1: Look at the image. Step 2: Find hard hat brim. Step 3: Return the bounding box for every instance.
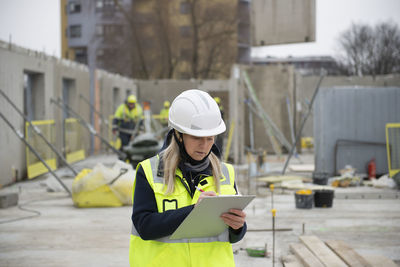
[169,120,226,137]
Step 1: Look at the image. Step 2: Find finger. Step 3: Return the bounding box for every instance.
[228,209,246,218]
[195,191,216,206]
[221,213,245,224]
[202,191,217,196]
[220,216,244,229]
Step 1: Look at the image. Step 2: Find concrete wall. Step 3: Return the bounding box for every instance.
[251,0,315,46]
[53,59,91,154]
[240,64,295,155]
[0,41,136,187]
[136,79,229,115]
[0,42,61,184]
[96,70,137,141]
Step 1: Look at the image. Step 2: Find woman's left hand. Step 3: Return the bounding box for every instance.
[220,209,246,230]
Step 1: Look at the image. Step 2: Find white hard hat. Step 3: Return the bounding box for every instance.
[168,89,226,137]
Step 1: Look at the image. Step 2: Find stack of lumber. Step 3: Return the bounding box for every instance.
[282,235,398,267]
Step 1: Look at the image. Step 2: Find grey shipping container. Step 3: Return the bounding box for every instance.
[313,87,400,184]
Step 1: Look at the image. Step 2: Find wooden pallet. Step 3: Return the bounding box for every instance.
[282,235,398,267]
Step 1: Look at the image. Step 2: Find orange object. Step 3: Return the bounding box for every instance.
[142,101,151,110]
[367,158,376,179]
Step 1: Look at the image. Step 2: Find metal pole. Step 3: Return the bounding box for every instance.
[248,99,255,151]
[50,98,126,159]
[0,89,78,176]
[281,72,325,175]
[0,111,71,196]
[79,94,108,126]
[271,208,276,267]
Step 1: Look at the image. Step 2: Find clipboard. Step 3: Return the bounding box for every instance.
[170,195,255,240]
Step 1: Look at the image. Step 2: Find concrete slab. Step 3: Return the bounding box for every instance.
[1,153,399,267]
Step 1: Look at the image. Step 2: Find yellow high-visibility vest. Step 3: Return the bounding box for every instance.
[159,108,169,124]
[114,103,143,122]
[129,155,237,267]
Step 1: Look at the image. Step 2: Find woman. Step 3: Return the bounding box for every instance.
[129,89,247,267]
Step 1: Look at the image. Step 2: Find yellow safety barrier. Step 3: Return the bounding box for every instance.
[386,123,400,178]
[25,120,57,179]
[108,115,121,150]
[65,118,85,163]
[301,137,314,149]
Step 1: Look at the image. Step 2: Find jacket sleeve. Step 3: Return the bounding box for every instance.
[132,165,194,240]
[228,181,247,243]
[112,105,123,128]
[229,223,247,243]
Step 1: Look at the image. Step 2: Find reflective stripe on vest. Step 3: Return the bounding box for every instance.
[131,223,229,243]
[148,156,232,185]
[131,155,235,243]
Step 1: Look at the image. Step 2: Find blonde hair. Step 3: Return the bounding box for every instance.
[161,131,222,195]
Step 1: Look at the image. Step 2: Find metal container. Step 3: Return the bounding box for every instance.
[313,87,400,181]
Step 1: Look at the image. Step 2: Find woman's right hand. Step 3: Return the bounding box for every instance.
[195,191,217,207]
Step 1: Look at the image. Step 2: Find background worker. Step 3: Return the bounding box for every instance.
[214,96,225,154]
[112,94,143,149]
[129,89,247,267]
[158,100,170,126]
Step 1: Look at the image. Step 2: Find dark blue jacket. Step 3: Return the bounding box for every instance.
[131,129,247,242]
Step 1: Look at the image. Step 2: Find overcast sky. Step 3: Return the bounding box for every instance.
[0,0,399,59]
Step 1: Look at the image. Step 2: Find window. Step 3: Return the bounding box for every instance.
[113,87,120,111]
[104,25,123,36]
[126,90,132,99]
[180,2,190,14]
[69,25,82,38]
[68,1,81,14]
[96,25,103,36]
[180,26,192,37]
[96,0,115,12]
[74,47,87,64]
[96,0,103,10]
[96,48,104,57]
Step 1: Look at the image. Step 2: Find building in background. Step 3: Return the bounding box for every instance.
[61,0,315,79]
[61,0,131,76]
[252,56,341,76]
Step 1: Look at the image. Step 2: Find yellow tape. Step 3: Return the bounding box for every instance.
[386,123,400,177]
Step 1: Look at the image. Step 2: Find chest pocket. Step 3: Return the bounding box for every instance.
[162,199,178,211]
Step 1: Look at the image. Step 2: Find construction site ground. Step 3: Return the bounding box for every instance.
[1,152,399,267]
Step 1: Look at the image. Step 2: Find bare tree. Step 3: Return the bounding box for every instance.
[187,0,237,79]
[102,0,237,79]
[336,21,400,76]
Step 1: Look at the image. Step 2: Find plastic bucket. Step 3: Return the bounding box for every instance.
[295,190,313,209]
[314,189,334,208]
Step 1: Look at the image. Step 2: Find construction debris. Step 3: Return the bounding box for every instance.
[0,193,18,209]
[72,161,134,208]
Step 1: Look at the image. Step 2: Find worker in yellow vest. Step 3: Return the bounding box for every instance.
[112,94,143,149]
[129,89,247,267]
[159,100,170,126]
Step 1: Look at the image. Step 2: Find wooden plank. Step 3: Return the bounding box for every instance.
[299,235,347,267]
[335,192,400,199]
[362,254,399,267]
[281,254,304,267]
[289,164,315,172]
[257,175,309,183]
[325,240,373,267]
[290,243,324,267]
